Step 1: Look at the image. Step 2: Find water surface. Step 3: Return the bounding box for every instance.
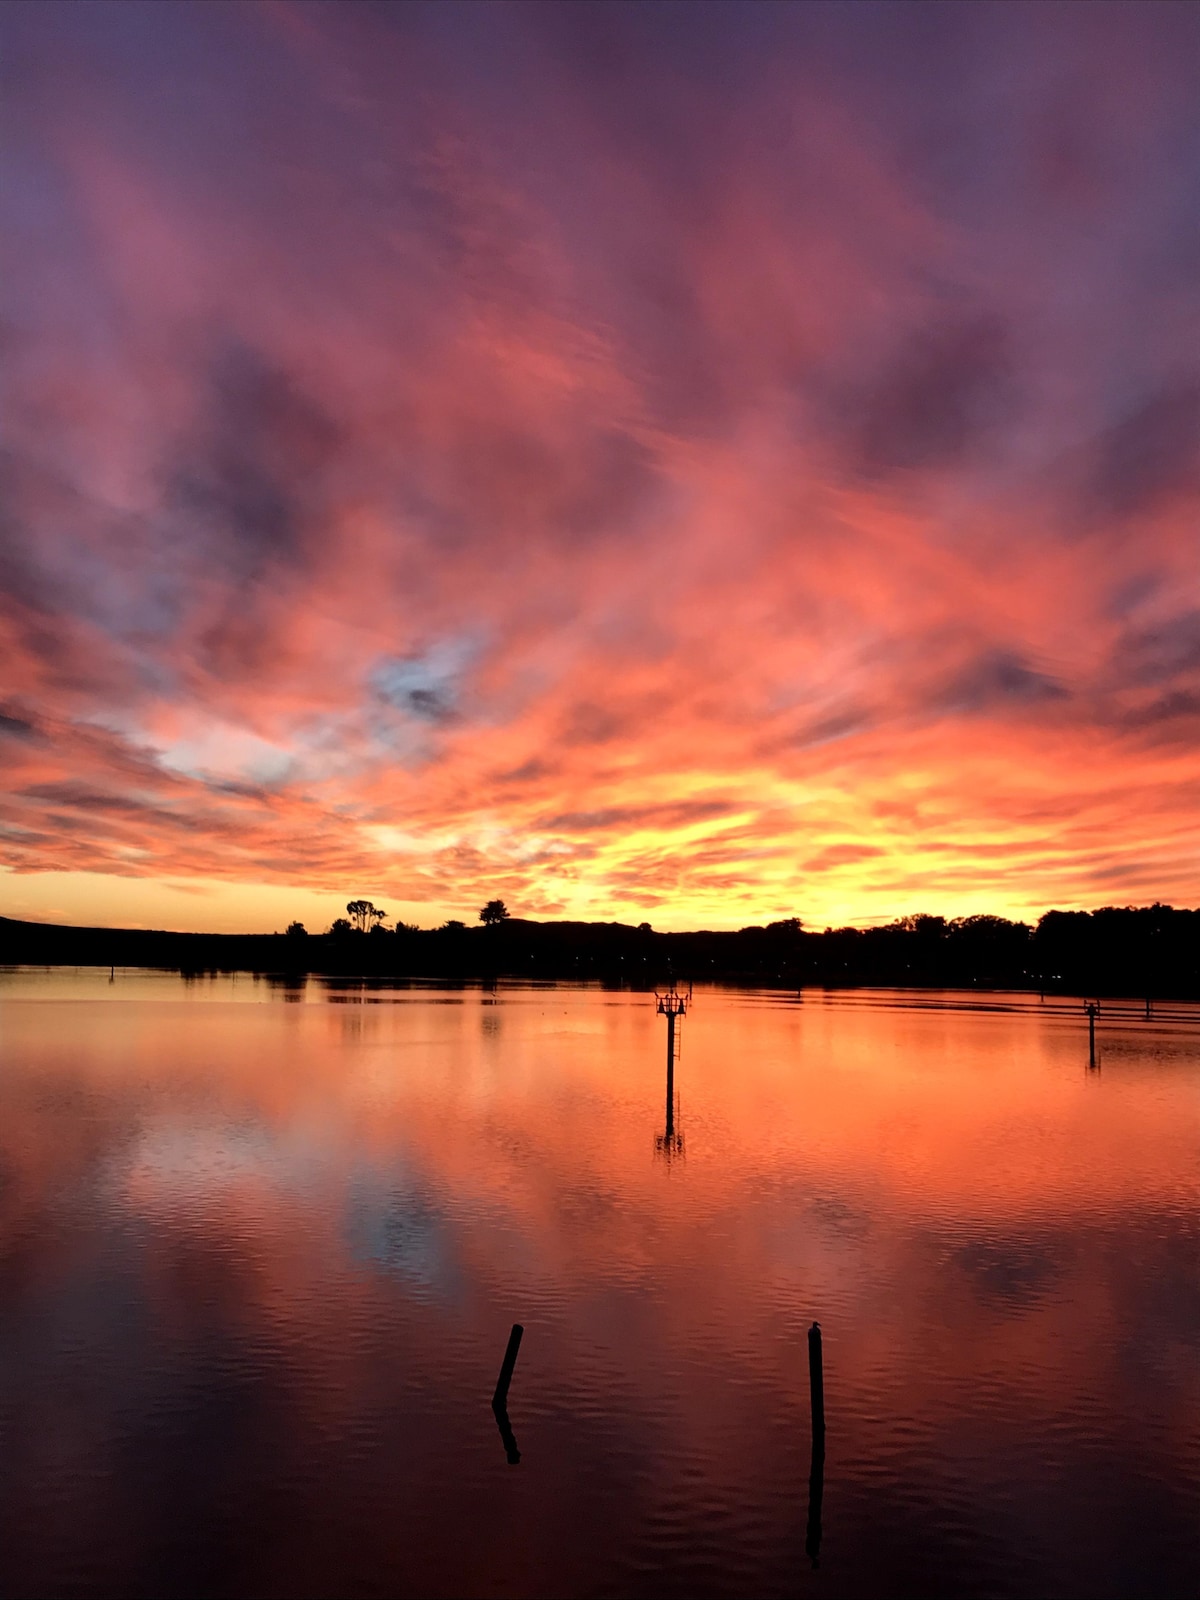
[0,970,1197,1597]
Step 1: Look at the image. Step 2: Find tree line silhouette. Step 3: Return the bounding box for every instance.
[5,902,1200,996]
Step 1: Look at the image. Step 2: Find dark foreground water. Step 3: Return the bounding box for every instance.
[0,970,1197,1599]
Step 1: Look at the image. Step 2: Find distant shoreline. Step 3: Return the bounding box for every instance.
[4,907,1198,1000]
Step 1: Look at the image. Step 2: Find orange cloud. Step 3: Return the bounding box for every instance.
[5,3,1200,930]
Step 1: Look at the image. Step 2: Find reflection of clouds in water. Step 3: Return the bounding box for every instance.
[951,1235,1069,1313]
[808,1192,874,1240]
[755,1188,877,1286]
[2,978,1200,1594]
[115,1122,328,1208]
[1111,1232,1200,1345]
[343,1172,463,1304]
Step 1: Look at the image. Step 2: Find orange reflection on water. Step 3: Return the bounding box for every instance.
[0,973,1198,1597]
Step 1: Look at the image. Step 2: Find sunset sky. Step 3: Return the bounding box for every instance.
[5,1,1200,933]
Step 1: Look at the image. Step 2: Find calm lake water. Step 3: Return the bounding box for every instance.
[0,969,1198,1599]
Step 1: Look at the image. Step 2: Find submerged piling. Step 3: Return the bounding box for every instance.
[1085,1001,1098,1067]
[805,1429,824,1568]
[806,1320,825,1567]
[491,1323,524,1465]
[493,1401,521,1465]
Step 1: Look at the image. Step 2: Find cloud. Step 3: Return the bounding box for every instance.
[168,341,341,583]
[935,649,1069,716]
[803,844,885,871]
[5,3,1200,929]
[1089,381,1200,518]
[1113,611,1200,688]
[0,711,38,740]
[849,314,1015,478]
[537,799,736,834]
[1120,690,1200,730]
[367,634,488,731]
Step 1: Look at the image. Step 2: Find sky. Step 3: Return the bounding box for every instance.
[4,1,1200,934]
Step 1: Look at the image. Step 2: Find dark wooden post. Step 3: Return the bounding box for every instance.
[491,1323,524,1465]
[493,1403,521,1465]
[1085,1002,1098,1067]
[806,1320,825,1566]
[805,1430,824,1568]
[493,1323,523,1409]
[808,1321,825,1438]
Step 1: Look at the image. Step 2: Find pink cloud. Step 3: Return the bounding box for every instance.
[5,3,1200,929]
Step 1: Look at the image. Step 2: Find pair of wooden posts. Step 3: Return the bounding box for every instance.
[491,1318,826,1567]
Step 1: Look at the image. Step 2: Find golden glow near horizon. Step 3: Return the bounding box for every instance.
[5,5,1200,933]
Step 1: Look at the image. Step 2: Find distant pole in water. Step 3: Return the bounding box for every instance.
[665,1020,675,1138]
[1085,1001,1099,1067]
[667,1006,677,1135]
[655,984,687,1150]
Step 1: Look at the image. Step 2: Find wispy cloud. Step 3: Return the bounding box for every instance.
[5,2,1200,929]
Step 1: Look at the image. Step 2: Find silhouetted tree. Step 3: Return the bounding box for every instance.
[479,899,510,925]
[285,921,308,937]
[346,899,387,933]
[328,918,352,936]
